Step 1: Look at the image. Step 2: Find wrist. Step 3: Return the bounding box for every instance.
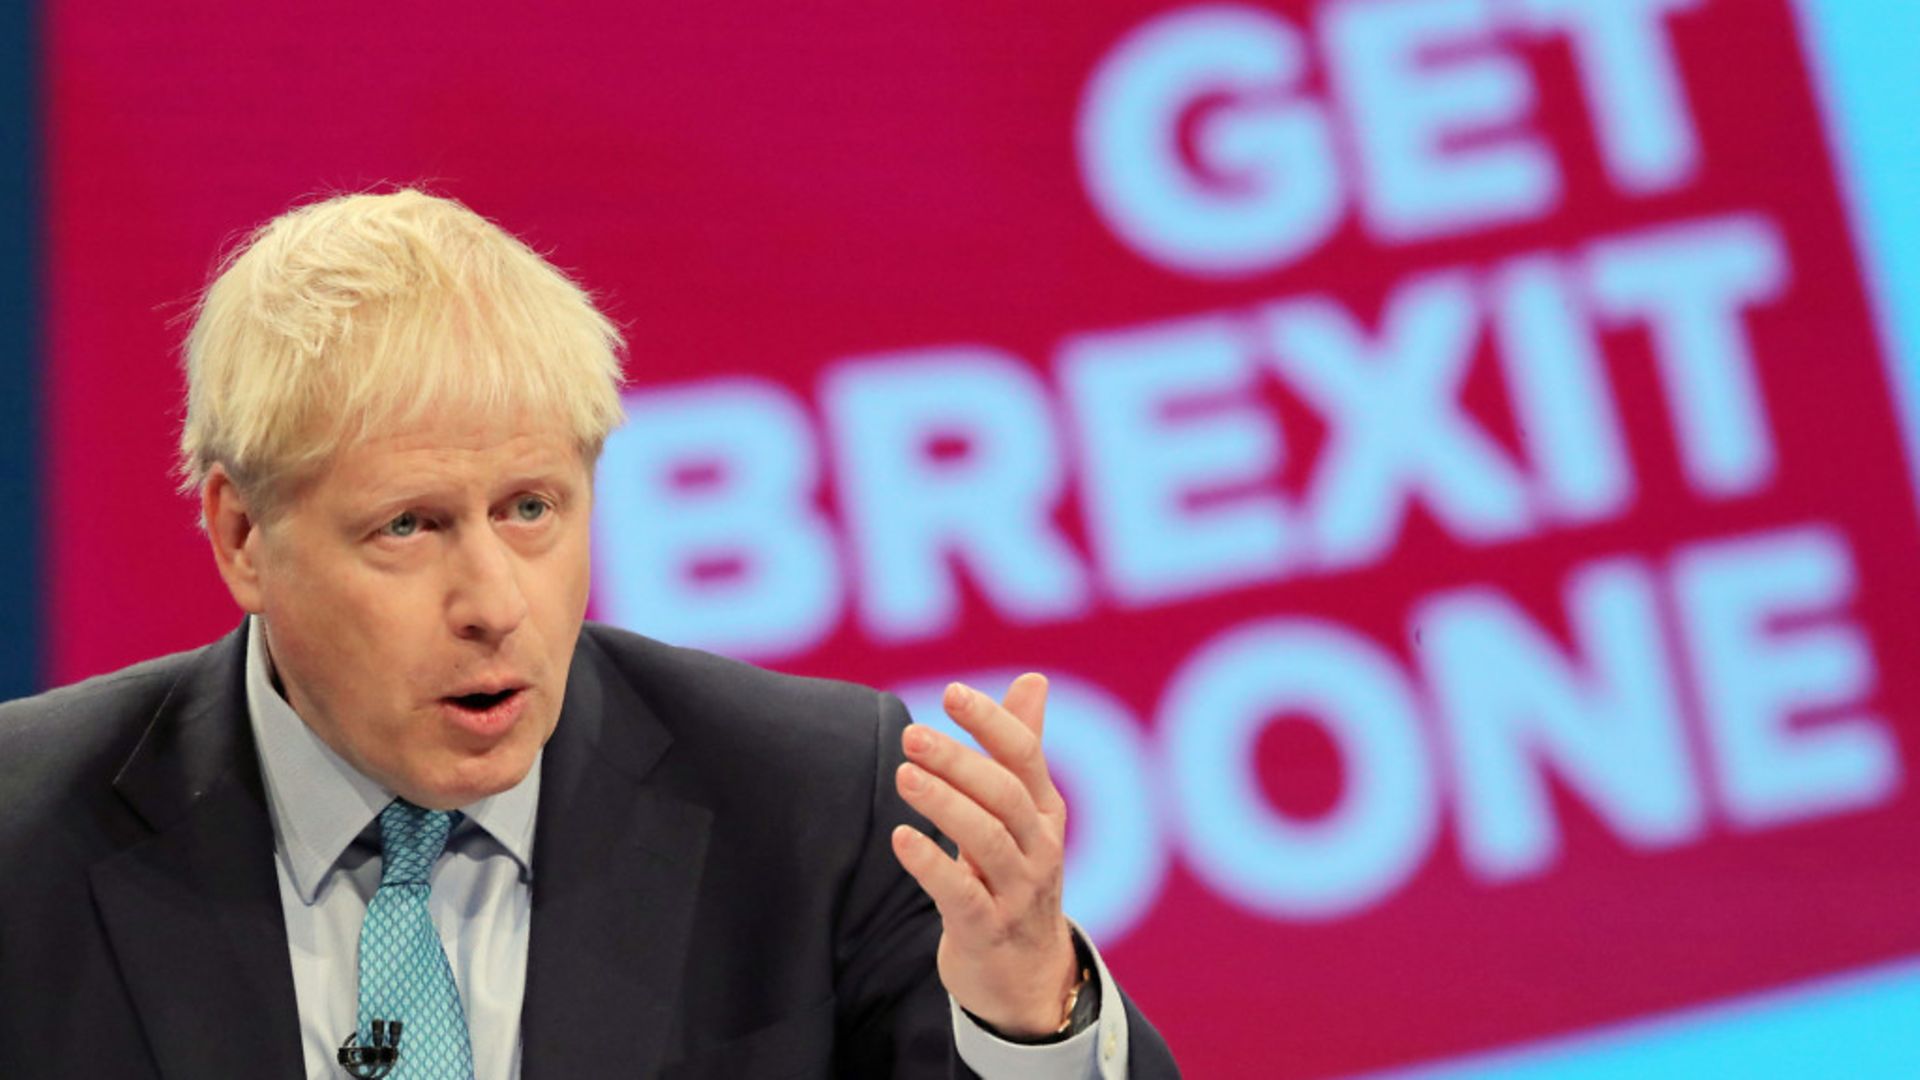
[962,933,1099,1044]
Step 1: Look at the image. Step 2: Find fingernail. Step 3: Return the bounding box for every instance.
[900,763,926,792]
[945,682,969,710]
[904,725,931,754]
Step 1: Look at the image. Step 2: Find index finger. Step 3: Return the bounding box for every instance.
[942,679,1063,815]
[1001,672,1047,740]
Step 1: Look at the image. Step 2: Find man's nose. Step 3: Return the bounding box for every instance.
[446,529,530,642]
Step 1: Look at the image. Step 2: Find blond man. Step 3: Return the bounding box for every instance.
[0,189,1178,1078]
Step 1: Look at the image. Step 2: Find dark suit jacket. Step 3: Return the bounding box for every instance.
[0,621,1178,1078]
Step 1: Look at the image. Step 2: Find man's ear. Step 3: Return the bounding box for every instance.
[203,465,267,614]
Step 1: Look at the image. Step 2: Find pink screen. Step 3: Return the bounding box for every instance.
[46,1,1920,1075]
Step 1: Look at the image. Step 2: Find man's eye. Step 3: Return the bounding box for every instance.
[513,496,550,523]
[381,511,422,538]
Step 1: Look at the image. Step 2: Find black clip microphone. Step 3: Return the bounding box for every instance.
[338,1019,403,1079]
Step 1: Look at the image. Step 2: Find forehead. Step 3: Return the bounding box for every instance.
[312,409,586,498]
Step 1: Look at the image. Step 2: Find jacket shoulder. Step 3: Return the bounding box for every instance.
[0,645,212,815]
[576,622,903,783]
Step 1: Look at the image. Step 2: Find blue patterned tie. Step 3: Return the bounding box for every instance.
[355,799,476,1080]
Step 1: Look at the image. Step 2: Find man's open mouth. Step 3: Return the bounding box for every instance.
[446,688,521,711]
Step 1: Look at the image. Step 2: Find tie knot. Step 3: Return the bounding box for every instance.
[377,799,456,886]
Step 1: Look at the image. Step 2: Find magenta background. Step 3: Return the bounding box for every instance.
[45,2,1920,1075]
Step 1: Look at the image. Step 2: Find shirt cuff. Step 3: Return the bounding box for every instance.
[949,919,1130,1080]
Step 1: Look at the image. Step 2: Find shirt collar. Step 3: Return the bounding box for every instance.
[242,615,541,904]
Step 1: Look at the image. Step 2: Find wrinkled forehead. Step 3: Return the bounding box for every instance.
[271,395,595,512]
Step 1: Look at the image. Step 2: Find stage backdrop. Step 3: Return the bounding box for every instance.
[42,1,1920,1075]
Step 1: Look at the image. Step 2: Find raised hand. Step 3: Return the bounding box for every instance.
[890,674,1081,1038]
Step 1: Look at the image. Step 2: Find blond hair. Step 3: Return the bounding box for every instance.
[178,187,626,515]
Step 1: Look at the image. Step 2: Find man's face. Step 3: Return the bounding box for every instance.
[234,413,592,810]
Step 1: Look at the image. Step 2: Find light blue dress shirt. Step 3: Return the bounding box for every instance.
[242,617,1125,1079]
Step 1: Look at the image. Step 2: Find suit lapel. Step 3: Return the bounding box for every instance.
[89,621,718,1077]
[91,624,306,1079]
[521,630,713,1080]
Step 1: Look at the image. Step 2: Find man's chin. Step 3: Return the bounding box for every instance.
[404,752,539,811]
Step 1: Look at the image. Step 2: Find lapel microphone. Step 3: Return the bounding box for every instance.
[337,1019,402,1079]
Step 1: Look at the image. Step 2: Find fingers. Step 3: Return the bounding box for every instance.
[896,676,1076,1037]
[902,723,1052,854]
[1001,672,1048,740]
[891,824,992,926]
[942,679,1064,815]
[895,761,1031,892]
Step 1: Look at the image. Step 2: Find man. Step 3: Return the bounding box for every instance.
[0,189,1178,1078]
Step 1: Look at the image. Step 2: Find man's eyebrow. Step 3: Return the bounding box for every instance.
[496,468,580,493]
[504,461,575,482]
[341,456,580,503]
[344,490,444,527]
[354,479,455,506]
